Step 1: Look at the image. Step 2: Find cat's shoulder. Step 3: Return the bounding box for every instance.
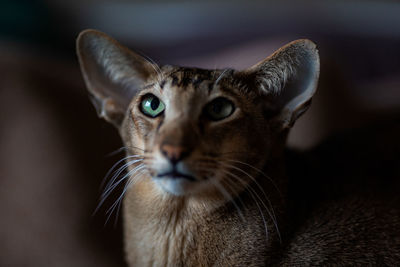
[280,119,400,265]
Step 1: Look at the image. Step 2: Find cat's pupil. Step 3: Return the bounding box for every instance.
[151,98,160,110]
[212,103,222,114]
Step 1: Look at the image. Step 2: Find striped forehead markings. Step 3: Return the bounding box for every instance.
[171,74,179,86]
[158,68,240,97]
[159,80,166,89]
[159,70,214,91]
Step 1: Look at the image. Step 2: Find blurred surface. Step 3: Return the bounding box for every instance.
[0,0,399,266]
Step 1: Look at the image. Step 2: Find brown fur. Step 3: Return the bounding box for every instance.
[76,29,400,266]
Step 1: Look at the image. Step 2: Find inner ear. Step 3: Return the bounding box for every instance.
[237,39,320,128]
[76,29,158,126]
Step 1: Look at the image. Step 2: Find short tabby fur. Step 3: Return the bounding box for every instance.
[77,30,399,266]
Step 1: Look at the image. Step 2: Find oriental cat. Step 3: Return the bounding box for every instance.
[77,30,400,266]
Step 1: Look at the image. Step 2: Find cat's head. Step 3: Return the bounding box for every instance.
[77,30,319,197]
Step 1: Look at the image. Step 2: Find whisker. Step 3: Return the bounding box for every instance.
[102,164,144,198]
[193,162,248,222]
[197,156,281,225]
[209,178,246,222]
[226,164,278,223]
[106,146,127,157]
[103,158,144,189]
[218,167,270,241]
[195,158,281,242]
[101,155,145,188]
[105,168,147,226]
[223,159,283,199]
[221,177,249,215]
[140,55,164,95]
[196,162,245,222]
[220,164,281,242]
[215,69,229,85]
[218,162,278,221]
[198,155,282,199]
[94,163,145,216]
[139,52,164,81]
[106,145,146,157]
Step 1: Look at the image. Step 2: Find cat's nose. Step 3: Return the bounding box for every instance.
[160,144,189,164]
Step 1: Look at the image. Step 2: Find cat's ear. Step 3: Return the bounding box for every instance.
[76,29,158,126]
[239,39,319,129]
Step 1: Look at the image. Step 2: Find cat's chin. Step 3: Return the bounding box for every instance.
[154,177,209,196]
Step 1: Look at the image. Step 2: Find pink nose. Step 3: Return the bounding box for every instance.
[160,144,189,163]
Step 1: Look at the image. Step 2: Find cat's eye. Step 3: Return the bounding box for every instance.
[140,94,165,118]
[204,97,235,121]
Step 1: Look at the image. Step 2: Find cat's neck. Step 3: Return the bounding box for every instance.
[123,179,219,265]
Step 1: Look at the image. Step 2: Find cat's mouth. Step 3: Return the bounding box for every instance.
[157,170,196,181]
[153,165,210,195]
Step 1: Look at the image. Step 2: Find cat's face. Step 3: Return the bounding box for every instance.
[122,67,273,195]
[77,30,319,197]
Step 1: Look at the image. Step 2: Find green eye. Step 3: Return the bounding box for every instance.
[140,94,165,118]
[205,97,235,121]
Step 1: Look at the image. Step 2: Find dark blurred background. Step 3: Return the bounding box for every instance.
[0,0,399,266]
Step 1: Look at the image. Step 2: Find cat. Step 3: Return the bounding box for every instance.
[76,29,400,266]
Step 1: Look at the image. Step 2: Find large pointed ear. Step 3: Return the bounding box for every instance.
[76,29,158,126]
[238,39,319,129]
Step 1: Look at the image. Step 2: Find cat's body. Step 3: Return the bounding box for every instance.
[76,30,400,266]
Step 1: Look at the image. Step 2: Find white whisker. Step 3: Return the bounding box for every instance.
[196,157,281,242]
[101,155,144,188]
[102,164,144,198]
[217,167,270,241]
[197,156,281,229]
[223,158,283,199]
[209,178,246,222]
[94,159,145,217]
[104,158,144,190]
[220,164,281,243]
[215,69,229,85]
[105,168,148,226]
